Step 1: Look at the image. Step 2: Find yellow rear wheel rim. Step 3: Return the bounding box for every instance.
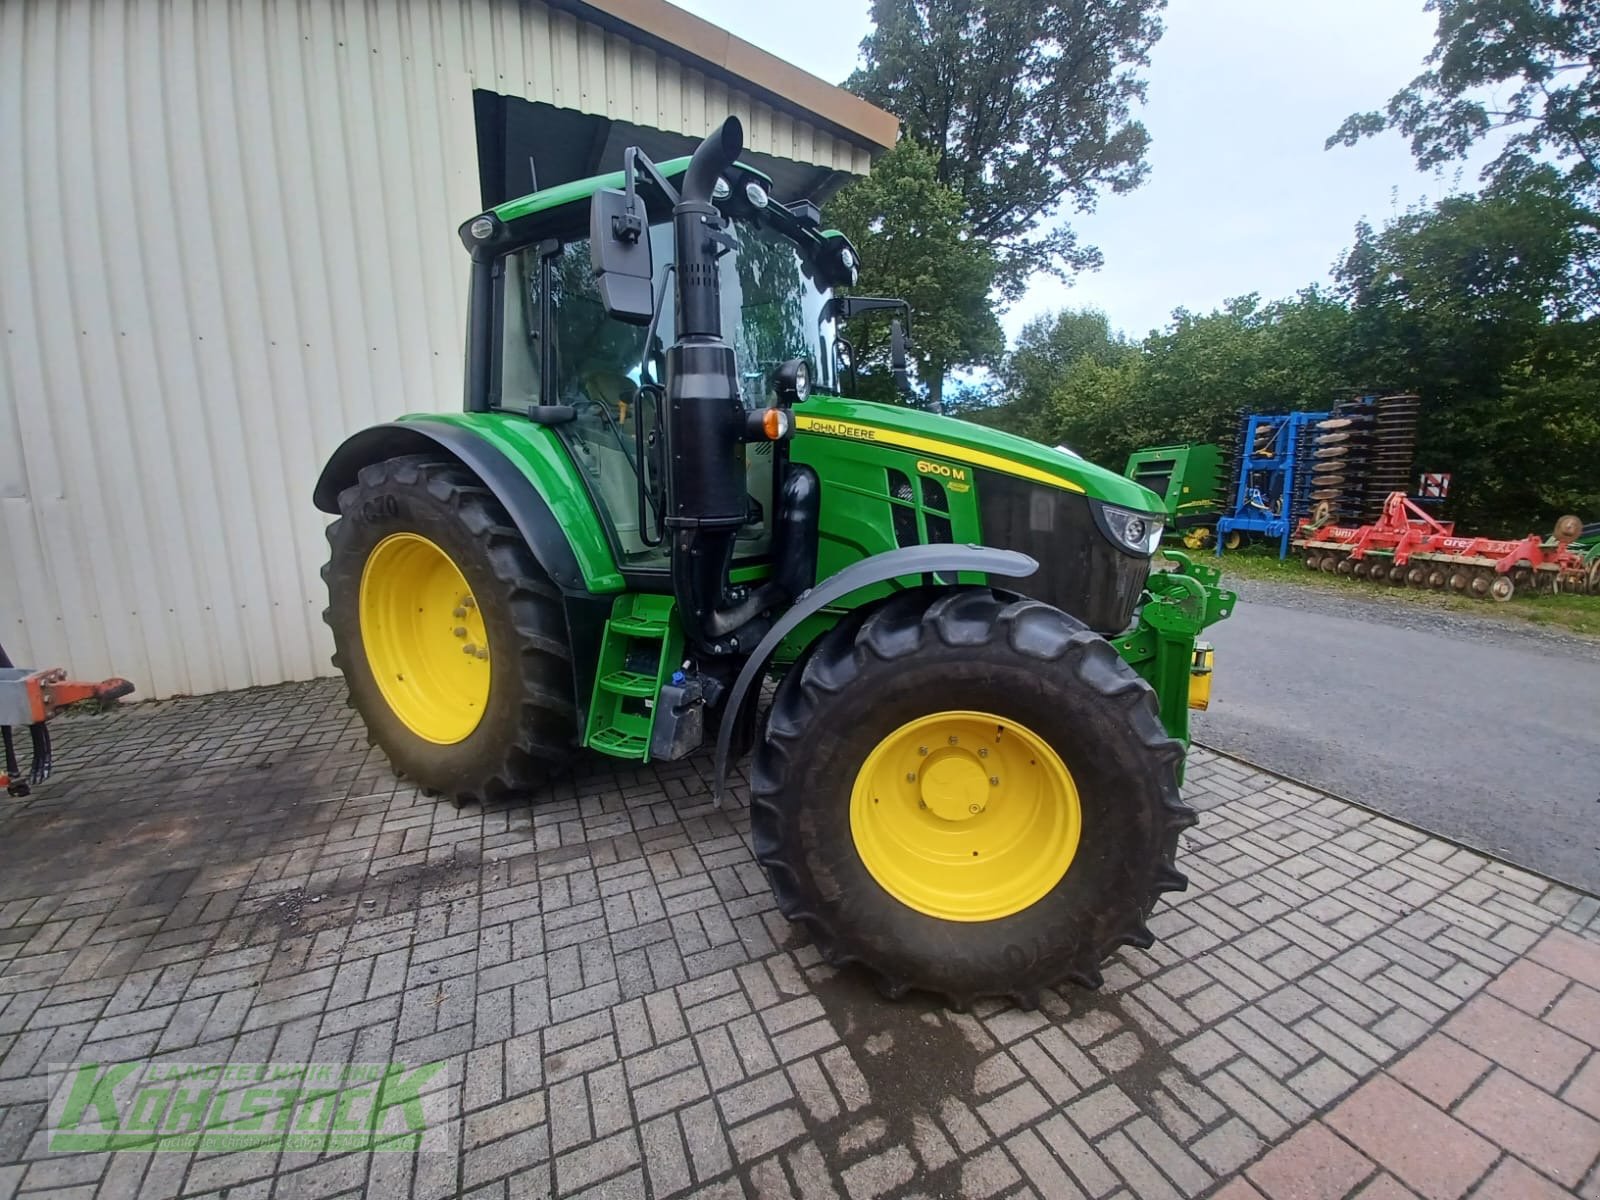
[359,533,490,745]
[850,710,1081,922]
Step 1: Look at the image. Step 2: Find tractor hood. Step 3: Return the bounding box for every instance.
[792,397,1164,514]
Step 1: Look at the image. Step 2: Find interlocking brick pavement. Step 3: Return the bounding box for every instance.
[1,679,1597,1199]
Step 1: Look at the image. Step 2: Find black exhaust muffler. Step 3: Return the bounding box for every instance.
[664,117,771,652]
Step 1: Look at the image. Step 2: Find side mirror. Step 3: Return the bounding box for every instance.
[590,188,654,325]
[890,319,911,395]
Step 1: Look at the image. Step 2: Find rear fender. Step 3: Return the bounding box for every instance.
[315,417,624,728]
[314,418,606,596]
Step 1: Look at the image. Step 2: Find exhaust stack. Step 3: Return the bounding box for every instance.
[663,117,762,652]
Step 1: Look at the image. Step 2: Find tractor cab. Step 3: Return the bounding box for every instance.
[480,158,840,570]
[460,149,898,589]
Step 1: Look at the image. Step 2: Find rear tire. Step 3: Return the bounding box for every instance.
[322,455,576,800]
[750,588,1193,1007]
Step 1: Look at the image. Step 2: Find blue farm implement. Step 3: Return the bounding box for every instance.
[1214,411,1328,558]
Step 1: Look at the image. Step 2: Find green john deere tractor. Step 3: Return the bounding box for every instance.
[314,118,1234,1006]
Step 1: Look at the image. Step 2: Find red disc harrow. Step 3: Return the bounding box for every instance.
[1292,492,1596,600]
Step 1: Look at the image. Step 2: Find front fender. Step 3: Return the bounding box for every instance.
[712,543,1039,803]
[314,416,621,596]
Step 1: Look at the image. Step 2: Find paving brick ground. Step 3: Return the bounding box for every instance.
[1,679,1597,1200]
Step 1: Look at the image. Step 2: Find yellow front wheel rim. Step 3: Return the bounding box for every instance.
[359,533,490,745]
[850,710,1081,922]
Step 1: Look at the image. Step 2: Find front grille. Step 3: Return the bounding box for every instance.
[886,468,919,547]
[975,470,1150,633]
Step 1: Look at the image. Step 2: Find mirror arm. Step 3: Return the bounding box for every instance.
[622,147,681,218]
[837,296,911,331]
[535,238,560,405]
[834,335,857,397]
[631,263,676,547]
[638,263,674,388]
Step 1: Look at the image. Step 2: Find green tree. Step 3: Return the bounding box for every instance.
[848,0,1166,296]
[993,307,1134,441]
[826,139,1006,410]
[1040,356,1146,463]
[1328,0,1600,215]
[1332,171,1600,528]
[1135,290,1356,448]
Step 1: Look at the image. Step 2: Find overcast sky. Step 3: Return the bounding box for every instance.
[674,0,1492,342]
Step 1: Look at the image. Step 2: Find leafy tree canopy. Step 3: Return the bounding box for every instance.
[848,0,1166,297]
[971,177,1600,532]
[826,139,1006,409]
[1328,0,1600,214]
[994,308,1134,441]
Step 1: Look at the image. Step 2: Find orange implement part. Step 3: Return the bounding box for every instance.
[1292,492,1589,580]
[0,669,134,725]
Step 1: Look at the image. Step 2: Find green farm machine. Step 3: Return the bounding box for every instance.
[315,119,1233,1005]
[1125,443,1226,550]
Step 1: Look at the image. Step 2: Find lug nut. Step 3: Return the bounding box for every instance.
[476,648,488,660]
[978,748,988,758]
[948,736,958,745]
[463,643,478,655]
[917,746,928,756]
[905,772,916,782]
[453,626,468,638]
[453,606,467,619]
[989,776,999,786]
[463,597,476,609]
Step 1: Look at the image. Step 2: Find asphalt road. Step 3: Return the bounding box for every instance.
[1192,577,1600,894]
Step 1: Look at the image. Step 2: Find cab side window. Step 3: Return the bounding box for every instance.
[550,242,651,411]
[533,224,775,566]
[497,251,541,411]
[547,239,666,566]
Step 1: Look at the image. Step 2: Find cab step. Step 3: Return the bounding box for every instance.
[582,595,683,762]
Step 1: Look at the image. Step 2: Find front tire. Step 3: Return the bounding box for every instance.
[751,588,1193,1007]
[322,455,576,800]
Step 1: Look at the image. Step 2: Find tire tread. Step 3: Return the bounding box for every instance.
[323,455,574,802]
[750,587,1194,1006]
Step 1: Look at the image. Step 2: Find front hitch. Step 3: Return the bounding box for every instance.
[1110,551,1236,749]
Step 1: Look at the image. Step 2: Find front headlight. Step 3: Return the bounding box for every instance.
[1100,506,1164,556]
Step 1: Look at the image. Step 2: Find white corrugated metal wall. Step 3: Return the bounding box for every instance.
[0,0,872,698]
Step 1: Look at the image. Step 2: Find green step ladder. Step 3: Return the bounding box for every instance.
[583,594,684,761]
